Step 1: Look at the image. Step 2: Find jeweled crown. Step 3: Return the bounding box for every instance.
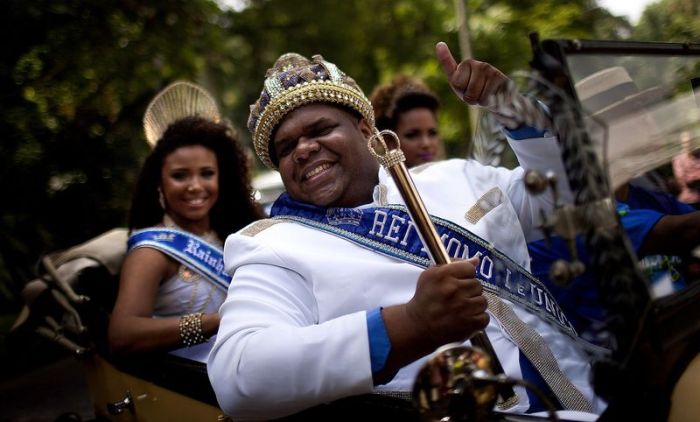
[247,53,375,169]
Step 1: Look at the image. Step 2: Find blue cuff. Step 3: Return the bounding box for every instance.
[367,307,391,373]
[502,99,550,140]
[503,125,547,140]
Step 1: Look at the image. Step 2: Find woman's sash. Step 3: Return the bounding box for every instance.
[128,228,229,292]
[271,195,578,339]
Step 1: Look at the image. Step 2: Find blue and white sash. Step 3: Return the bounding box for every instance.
[271,194,578,338]
[128,228,229,292]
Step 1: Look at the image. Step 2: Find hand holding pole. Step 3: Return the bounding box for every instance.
[367,129,518,408]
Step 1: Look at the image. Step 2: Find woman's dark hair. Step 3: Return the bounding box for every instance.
[129,116,263,240]
[369,75,440,131]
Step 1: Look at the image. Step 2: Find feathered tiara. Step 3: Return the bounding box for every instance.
[143,81,221,147]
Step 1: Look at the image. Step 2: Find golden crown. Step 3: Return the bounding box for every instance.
[247,53,375,169]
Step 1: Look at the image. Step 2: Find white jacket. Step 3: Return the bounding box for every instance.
[208,136,604,419]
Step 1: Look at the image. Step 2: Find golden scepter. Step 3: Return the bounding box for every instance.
[367,129,518,408]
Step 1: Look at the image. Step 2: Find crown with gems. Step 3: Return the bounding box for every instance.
[247,53,375,169]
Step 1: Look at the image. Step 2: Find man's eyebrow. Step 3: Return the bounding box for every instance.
[304,116,334,134]
[274,116,334,146]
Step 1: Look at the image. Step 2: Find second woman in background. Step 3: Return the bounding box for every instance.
[370,75,443,168]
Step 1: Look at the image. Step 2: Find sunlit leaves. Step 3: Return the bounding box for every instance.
[635,0,700,42]
[0,0,229,305]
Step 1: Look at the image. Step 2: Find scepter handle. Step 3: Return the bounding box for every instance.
[368,130,517,407]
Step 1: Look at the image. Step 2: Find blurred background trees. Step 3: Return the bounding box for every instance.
[634,0,700,41]
[1,0,230,308]
[0,0,693,310]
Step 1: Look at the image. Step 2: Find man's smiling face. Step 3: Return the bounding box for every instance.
[273,103,379,208]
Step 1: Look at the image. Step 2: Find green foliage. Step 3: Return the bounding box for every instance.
[215,0,631,160]
[0,0,231,306]
[214,0,459,150]
[634,0,700,42]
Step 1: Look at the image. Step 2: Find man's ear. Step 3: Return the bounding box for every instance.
[358,118,373,139]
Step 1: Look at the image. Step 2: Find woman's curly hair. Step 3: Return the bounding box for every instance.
[369,75,440,131]
[129,116,264,240]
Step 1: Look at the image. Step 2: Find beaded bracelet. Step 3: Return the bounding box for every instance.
[179,312,206,347]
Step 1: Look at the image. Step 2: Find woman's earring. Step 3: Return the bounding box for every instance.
[158,188,165,210]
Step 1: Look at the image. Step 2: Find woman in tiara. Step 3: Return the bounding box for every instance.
[108,82,263,355]
[369,75,444,168]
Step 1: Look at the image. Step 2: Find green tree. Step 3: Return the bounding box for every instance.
[0,0,232,307]
[218,0,629,160]
[634,0,700,41]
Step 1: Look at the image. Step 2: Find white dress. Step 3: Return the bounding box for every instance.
[131,229,226,362]
[208,136,605,419]
[153,270,226,317]
[151,269,225,362]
